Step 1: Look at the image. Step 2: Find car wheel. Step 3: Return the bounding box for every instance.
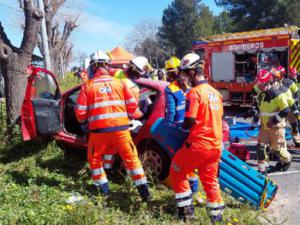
[139,141,171,181]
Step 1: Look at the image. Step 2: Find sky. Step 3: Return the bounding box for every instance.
[0,0,223,66]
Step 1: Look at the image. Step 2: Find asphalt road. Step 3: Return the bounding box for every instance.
[224,106,300,225]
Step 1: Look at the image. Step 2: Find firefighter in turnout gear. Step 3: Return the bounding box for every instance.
[75,50,150,201]
[255,69,292,174]
[164,56,202,204]
[276,66,300,146]
[170,53,225,223]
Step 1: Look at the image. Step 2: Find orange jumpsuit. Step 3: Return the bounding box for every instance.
[75,69,148,193]
[170,80,225,220]
[103,69,142,170]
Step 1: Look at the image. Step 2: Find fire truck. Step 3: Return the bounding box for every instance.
[192,26,300,106]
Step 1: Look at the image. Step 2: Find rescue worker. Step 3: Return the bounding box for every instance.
[276,66,300,146]
[164,56,202,203]
[75,50,150,201]
[254,69,292,174]
[170,53,225,223]
[102,56,152,171]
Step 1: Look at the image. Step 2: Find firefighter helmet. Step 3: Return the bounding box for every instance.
[89,50,111,65]
[180,53,201,70]
[165,56,181,72]
[129,56,152,76]
[276,65,286,78]
[289,67,297,79]
[256,69,272,84]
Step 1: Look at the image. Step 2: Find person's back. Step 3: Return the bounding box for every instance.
[186,81,223,150]
[75,50,150,200]
[76,69,138,132]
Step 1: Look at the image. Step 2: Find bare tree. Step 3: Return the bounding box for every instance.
[124,20,159,52]
[40,0,79,76]
[0,0,42,130]
[124,20,171,68]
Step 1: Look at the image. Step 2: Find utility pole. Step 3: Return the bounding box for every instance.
[35,0,52,70]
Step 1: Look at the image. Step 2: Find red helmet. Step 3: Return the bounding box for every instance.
[256,69,272,84]
[277,66,286,77]
[289,67,297,79]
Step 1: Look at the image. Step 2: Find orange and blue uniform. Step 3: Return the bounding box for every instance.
[75,69,149,196]
[170,80,225,220]
[165,81,199,193]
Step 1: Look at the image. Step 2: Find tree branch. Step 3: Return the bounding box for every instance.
[0,22,18,58]
[20,0,43,55]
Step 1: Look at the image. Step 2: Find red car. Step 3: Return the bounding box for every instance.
[21,67,229,181]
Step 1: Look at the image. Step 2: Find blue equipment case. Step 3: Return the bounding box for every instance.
[229,121,293,141]
[150,118,278,209]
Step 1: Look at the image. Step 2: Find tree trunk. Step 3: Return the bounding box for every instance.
[3,54,29,126]
[0,0,43,137]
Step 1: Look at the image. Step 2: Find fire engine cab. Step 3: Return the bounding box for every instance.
[192,26,300,106]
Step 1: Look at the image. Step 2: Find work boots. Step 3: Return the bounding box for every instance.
[137,184,151,202]
[177,205,195,222]
[275,161,291,171]
[95,182,109,195]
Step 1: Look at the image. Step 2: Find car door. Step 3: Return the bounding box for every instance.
[21,67,62,141]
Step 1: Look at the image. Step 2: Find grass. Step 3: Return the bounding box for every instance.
[0,76,272,225]
[58,72,82,92]
[0,135,271,225]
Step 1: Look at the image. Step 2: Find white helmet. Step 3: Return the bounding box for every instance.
[180,53,201,70]
[130,56,152,75]
[89,50,111,65]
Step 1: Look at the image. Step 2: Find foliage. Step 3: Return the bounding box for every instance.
[58,72,82,92]
[124,20,170,68]
[194,4,216,37]
[213,11,235,34]
[159,0,201,57]
[215,0,300,31]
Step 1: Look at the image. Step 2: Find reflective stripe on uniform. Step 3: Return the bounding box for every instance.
[103,155,114,160]
[188,176,198,181]
[206,202,225,216]
[275,114,282,122]
[261,112,277,116]
[91,167,104,176]
[176,104,186,111]
[125,97,136,104]
[89,112,128,122]
[88,100,125,110]
[104,163,112,169]
[175,190,192,199]
[129,167,144,176]
[134,177,147,186]
[177,198,193,207]
[76,104,88,110]
[93,177,108,186]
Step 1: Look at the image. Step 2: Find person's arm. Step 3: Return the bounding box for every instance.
[182,89,198,130]
[165,88,176,125]
[269,94,290,126]
[75,84,88,124]
[122,80,139,118]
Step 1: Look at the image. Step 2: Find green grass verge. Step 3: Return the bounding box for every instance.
[0,137,272,225]
[58,72,82,92]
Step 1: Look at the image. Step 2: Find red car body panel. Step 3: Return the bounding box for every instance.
[21,67,61,141]
[21,68,229,151]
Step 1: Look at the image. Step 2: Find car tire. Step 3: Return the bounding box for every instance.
[139,141,171,181]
